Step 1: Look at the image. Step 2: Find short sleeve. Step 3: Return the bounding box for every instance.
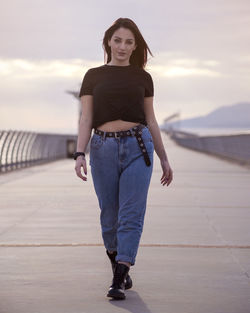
[78,69,93,97]
[144,72,154,97]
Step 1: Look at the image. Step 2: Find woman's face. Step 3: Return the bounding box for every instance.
[108,27,137,63]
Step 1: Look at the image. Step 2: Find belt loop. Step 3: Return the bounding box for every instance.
[102,131,106,140]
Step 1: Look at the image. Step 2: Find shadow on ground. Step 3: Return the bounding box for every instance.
[108,290,152,313]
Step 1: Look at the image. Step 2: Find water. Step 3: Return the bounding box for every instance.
[174,127,250,136]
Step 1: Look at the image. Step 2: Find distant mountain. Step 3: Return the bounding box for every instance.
[165,102,250,128]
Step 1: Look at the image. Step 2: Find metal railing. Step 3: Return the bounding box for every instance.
[164,129,250,166]
[0,130,77,173]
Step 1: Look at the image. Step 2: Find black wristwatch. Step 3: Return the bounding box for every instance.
[73,152,86,160]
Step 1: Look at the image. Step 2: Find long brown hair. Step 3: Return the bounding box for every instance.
[102,18,153,69]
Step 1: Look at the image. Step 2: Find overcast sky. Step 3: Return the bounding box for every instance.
[0,0,249,134]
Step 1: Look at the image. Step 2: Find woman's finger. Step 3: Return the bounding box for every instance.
[161,173,168,185]
[76,169,87,181]
[160,168,173,186]
[160,172,167,181]
[82,160,87,175]
[166,170,173,186]
[76,171,87,181]
[75,164,87,181]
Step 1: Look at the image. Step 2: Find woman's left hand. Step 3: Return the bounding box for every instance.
[160,160,173,186]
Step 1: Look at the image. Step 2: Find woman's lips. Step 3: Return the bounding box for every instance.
[118,52,126,55]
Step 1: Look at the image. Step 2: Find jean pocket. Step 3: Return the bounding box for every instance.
[142,128,153,143]
[90,135,104,150]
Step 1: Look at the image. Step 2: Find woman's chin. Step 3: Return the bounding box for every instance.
[116,55,127,60]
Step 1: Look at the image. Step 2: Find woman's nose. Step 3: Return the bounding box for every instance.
[119,42,126,49]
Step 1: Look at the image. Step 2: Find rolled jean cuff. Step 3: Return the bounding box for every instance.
[116,254,135,266]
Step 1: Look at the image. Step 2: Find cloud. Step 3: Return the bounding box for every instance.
[151,64,221,78]
[0,55,222,80]
[0,58,99,79]
[146,52,222,77]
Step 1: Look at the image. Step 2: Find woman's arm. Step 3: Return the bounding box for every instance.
[75,95,93,181]
[144,96,173,186]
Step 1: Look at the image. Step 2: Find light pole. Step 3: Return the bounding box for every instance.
[65,90,82,133]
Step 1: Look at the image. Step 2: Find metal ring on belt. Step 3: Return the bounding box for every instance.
[93,124,151,167]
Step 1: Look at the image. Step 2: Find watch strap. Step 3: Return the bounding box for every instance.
[73,152,85,160]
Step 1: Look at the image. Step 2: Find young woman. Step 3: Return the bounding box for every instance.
[74,17,173,300]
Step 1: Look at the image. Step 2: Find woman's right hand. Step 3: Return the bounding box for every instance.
[75,156,87,181]
[160,159,173,186]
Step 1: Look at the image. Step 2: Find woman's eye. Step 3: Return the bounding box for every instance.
[113,39,133,45]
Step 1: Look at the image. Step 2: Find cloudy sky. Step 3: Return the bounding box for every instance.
[0,0,249,134]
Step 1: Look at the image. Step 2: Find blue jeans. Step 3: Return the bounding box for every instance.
[89,125,154,265]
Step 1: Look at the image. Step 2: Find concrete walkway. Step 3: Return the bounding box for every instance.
[0,133,250,313]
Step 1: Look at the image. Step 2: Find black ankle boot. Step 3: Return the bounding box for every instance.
[106,250,133,290]
[107,263,130,299]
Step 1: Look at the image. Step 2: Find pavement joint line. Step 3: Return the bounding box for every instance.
[0,243,250,248]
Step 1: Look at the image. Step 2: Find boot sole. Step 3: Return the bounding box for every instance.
[107,290,126,300]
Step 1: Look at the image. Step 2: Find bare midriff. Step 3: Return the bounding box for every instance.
[97,120,140,132]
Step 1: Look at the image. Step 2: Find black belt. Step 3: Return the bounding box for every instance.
[93,124,151,167]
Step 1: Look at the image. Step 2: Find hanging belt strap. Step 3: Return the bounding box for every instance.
[133,128,151,167]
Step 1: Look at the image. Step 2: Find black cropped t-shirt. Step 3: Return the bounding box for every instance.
[78,64,154,129]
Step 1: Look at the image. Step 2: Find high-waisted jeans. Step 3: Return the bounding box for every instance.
[89,124,154,265]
